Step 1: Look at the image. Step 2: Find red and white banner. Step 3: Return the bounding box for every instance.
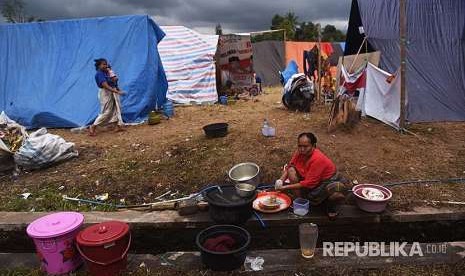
[218,34,254,88]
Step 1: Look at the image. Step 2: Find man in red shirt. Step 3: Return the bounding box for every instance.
[275,132,348,218]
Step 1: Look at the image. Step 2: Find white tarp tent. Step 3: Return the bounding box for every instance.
[158,26,219,105]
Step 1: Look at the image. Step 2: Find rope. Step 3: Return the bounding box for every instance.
[383,178,465,187]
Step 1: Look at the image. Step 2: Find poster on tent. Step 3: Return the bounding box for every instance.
[218,34,256,94]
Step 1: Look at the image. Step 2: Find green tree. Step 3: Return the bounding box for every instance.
[284,11,298,31]
[296,21,318,41]
[322,24,346,42]
[252,13,287,42]
[1,0,42,23]
[271,14,284,30]
[270,11,298,40]
[267,13,346,42]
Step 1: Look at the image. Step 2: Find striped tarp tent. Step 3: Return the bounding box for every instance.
[159,26,219,105]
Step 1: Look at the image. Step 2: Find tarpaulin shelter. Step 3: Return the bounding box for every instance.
[252,41,286,86]
[281,61,299,85]
[0,15,167,128]
[284,42,343,72]
[158,26,219,104]
[251,40,344,86]
[345,0,465,122]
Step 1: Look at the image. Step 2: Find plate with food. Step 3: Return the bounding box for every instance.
[253,191,292,213]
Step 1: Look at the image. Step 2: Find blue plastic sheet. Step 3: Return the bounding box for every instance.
[0,15,168,128]
[280,60,299,85]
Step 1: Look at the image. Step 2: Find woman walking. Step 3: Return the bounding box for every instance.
[89,58,125,136]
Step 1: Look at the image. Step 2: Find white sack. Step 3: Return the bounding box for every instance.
[14,128,78,170]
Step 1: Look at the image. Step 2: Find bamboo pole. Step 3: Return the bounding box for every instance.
[247,29,286,35]
[317,24,322,103]
[399,0,407,131]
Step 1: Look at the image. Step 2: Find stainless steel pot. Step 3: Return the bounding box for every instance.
[235,183,256,198]
[228,163,260,185]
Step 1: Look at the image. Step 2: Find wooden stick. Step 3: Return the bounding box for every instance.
[347,36,367,73]
[402,128,427,143]
[392,199,465,206]
[399,0,407,131]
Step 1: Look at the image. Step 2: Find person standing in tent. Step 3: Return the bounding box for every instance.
[89,58,125,136]
[274,132,350,219]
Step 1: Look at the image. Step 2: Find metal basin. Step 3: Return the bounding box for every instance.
[235,183,256,198]
[228,163,260,185]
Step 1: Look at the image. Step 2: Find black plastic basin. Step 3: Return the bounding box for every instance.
[203,123,228,138]
[196,225,251,271]
[203,185,257,225]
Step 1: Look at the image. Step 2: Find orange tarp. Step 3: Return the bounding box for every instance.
[284,42,334,74]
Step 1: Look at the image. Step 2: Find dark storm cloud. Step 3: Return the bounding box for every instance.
[2,0,351,33]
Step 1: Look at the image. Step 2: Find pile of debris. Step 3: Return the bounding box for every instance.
[0,112,78,173]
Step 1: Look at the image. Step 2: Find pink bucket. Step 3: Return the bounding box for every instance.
[26,212,84,275]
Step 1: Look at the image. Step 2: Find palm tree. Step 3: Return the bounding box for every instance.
[284,11,299,32]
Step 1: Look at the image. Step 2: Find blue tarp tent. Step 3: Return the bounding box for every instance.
[0,15,168,128]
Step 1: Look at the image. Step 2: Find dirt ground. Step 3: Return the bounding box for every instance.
[1,87,465,211]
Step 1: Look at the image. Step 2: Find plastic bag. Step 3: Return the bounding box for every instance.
[14,128,78,170]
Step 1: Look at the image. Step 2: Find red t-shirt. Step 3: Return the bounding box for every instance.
[289,148,336,189]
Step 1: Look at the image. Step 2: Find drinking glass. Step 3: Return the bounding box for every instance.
[299,223,318,258]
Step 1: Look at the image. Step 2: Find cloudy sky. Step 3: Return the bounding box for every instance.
[0,0,352,34]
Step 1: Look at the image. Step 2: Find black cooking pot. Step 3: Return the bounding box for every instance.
[204,185,257,225]
[203,123,228,138]
[196,224,251,271]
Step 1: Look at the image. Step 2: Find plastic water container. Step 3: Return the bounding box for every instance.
[293,198,309,216]
[163,100,174,118]
[261,119,276,137]
[262,126,276,137]
[26,212,84,274]
[219,95,228,105]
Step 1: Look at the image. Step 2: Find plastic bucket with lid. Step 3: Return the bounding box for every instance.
[76,221,131,276]
[26,212,84,274]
